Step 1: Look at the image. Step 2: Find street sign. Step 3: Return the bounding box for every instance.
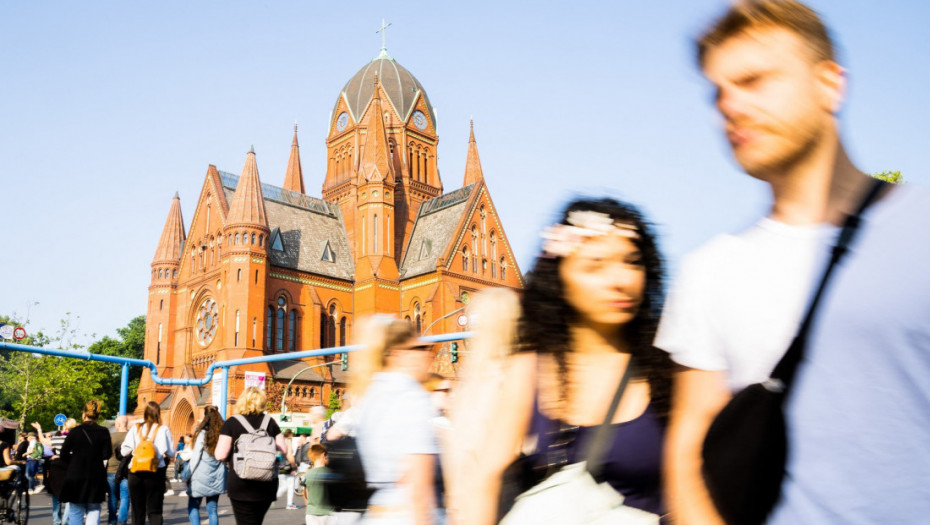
[0,324,13,340]
[53,414,67,426]
[244,371,266,391]
[456,314,469,327]
[12,327,26,341]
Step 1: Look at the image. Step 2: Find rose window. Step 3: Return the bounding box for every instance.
[196,298,218,346]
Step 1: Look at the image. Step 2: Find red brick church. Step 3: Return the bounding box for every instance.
[137,46,523,435]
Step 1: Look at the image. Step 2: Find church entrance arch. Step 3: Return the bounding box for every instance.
[170,398,195,441]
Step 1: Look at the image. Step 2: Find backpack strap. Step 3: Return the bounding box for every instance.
[258,414,271,432]
[233,414,257,434]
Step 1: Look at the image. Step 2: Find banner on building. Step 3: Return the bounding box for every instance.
[244,371,266,391]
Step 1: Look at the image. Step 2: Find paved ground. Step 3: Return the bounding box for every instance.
[25,479,311,525]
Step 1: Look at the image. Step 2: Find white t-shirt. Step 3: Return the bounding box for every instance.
[655,217,837,390]
[120,423,175,469]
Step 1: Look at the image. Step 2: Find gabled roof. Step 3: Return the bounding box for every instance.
[220,171,354,281]
[400,184,475,278]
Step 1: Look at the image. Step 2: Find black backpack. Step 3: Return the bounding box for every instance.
[323,436,374,512]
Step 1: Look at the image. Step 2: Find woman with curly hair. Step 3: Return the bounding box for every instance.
[459,197,672,524]
[186,405,226,525]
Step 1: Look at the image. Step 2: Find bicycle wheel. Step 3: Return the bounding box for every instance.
[9,490,27,525]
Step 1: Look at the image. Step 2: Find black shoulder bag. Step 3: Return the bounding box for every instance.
[701,178,886,525]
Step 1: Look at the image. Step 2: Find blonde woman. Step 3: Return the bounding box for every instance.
[214,387,289,525]
[352,316,440,525]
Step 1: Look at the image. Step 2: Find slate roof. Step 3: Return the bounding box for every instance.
[220,171,354,281]
[268,360,349,384]
[400,184,475,278]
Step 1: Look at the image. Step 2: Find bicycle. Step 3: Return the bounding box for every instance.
[0,466,28,525]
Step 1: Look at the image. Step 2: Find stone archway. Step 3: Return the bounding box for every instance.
[170,398,195,441]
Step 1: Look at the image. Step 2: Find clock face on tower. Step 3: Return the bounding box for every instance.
[336,112,349,132]
[412,110,428,130]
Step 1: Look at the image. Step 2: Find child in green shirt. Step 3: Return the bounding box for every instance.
[304,444,334,525]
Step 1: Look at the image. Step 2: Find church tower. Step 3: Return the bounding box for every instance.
[323,47,442,267]
[221,148,270,359]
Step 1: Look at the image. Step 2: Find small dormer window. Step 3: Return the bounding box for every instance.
[322,242,336,263]
[419,239,432,260]
[271,231,284,251]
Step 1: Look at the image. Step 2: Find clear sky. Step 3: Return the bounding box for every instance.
[2,1,928,344]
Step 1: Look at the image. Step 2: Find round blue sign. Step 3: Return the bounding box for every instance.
[53,414,67,426]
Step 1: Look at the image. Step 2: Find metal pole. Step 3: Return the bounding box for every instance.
[218,367,229,419]
[421,306,466,336]
[119,363,129,415]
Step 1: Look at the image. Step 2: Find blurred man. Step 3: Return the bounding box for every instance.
[657,1,930,523]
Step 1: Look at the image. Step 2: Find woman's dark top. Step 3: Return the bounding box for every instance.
[0,441,9,467]
[59,422,112,503]
[219,413,281,502]
[532,402,666,516]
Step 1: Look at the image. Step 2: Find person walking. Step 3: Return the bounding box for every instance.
[350,316,441,524]
[59,400,112,525]
[214,387,289,525]
[121,401,175,525]
[186,406,226,525]
[658,2,930,523]
[276,429,299,510]
[107,415,130,525]
[303,444,335,525]
[24,431,42,493]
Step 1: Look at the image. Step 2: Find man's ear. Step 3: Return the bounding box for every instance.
[816,60,846,114]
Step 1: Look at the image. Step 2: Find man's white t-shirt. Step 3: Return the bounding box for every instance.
[655,217,837,390]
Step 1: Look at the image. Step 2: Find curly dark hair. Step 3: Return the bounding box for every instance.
[194,405,224,455]
[518,197,673,420]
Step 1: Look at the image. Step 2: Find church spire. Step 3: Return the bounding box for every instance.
[463,119,484,186]
[226,147,268,228]
[358,74,395,182]
[153,193,186,263]
[283,122,305,194]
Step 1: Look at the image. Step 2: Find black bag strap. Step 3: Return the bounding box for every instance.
[584,361,636,478]
[770,178,886,389]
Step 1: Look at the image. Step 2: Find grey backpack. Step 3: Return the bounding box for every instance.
[232,414,278,481]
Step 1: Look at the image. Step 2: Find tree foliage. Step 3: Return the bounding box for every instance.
[871,170,904,184]
[326,391,341,419]
[0,314,105,429]
[0,313,146,427]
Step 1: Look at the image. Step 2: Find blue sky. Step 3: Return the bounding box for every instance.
[2,1,928,343]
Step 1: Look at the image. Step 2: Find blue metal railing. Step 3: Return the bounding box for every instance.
[0,331,472,418]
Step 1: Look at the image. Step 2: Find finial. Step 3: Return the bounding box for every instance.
[294,120,298,133]
[469,118,476,142]
[174,191,179,199]
[249,144,255,154]
[376,19,392,57]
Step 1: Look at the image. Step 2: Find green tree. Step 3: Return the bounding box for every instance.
[326,391,341,419]
[0,314,105,428]
[88,315,146,418]
[871,170,904,184]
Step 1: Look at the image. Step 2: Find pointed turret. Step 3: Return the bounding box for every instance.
[463,119,484,187]
[358,74,395,183]
[153,193,186,264]
[226,147,268,228]
[283,123,306,194]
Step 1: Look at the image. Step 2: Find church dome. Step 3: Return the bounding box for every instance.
[337,50,437,127]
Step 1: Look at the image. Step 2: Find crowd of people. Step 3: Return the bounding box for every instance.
[2,1,927,524]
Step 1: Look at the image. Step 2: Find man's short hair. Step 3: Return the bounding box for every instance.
[697,0,835,67]
[308,444,327,463]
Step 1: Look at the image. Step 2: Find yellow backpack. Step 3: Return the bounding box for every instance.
[129,424,160,473]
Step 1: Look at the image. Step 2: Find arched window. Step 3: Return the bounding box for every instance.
[289,310,297,351]
[320,311,328,348]
[159,299,163,311]
[235,233,240,245]
[237,268,242,282]
[471,227,478,273]
[414,303,422,334]
[501,257,507,280]
[172,269,177,279]
[157,323,162,364]
[276,308,285,351]
[251,233,256,245]
[328,304,337,349]
[252,317,257,348]
[235,310,240,347]
[462,246,469,272]
[158,269,163,279]
[258,234,263,247]
[339,317,347,347]
[423,149,429,181]
[266,306,273,349]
